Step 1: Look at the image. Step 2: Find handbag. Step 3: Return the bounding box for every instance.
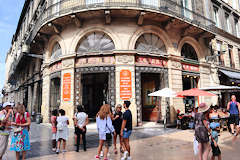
[105,119,112,140]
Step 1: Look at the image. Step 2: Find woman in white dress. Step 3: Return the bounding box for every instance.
[56,109,69,154]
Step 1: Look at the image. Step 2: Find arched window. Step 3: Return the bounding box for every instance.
[76,32,115,54]
[181,43,198,61]
[135,33,166,54]
[51,42,62,61]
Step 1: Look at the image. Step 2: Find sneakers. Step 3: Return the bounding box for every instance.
[56,149,60,154]
[121,151,129,160]
[100,151,104,157]
[52,148,56,152]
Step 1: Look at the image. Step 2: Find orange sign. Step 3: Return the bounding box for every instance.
[120,70,132,100]
[63,73,71,101]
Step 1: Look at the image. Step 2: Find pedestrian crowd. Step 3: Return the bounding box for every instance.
[193,94,240,160]
[50,100,132,160]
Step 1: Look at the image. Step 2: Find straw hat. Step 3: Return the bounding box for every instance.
[198,103,210,113]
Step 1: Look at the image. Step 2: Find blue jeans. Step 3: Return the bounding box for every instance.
[123,130,132,139]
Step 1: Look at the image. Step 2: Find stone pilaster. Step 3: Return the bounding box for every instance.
[115,54,137,127]
[60,57,75,126]
[168,56,185,113]
[27,85,33,113]
[41,66,51,123]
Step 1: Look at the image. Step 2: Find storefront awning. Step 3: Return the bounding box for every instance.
[200,85,240,91]
[219,69,240,80]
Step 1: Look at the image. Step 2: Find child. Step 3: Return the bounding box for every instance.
[56,109,69,154]
[210,122,221,160]
[51,109,58,151]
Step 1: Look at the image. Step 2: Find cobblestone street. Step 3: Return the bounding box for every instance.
[2,123,240,159]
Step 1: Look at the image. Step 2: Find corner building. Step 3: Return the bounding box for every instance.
[3,0,240,126]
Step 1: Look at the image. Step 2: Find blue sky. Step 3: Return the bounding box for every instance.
[0,0,25,96]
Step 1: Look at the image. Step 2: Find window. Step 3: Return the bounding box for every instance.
[225,13,232,33]
[135,33,166,54]
[51,42,62,61]
[216,41,225,66]
[235,18,239,37]
[213,7,220,28]
[141,0,159,8]
[228,46,235,68]
[232,0,237,10]
[238,49,240,68]
[180,0,192,20]
[181,43,198,61]
[77,32,115,54]
[86,0,104,5]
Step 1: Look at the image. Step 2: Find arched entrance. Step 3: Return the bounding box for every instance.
[181,43,199,112]
[75,32,115,118]
[135,33,168,122]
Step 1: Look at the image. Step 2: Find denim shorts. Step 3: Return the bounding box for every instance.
[123,130,132,139]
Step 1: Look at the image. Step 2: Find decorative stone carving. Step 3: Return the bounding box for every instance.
[62,59,74,68]
[172,61,182,69]
[117,55,134,64]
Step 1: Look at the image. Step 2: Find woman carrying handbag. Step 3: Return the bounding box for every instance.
[96,104,115,160]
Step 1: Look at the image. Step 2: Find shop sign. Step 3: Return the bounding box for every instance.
[62,73,71,101]
[182,63,199,72]
[76,56,115,67]
[120,70,132,100]
[49,62,62,73]
[136,57,167,67]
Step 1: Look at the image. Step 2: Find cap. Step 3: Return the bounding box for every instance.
[3,102,13,108]
[210,122,220,129]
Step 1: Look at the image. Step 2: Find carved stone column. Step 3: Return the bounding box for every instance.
[41,65,51,123]
[115,54,137,127]
[60,56,75,126]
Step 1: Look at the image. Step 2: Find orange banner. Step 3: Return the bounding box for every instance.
[120,70,132,100]
[63,73,71,101]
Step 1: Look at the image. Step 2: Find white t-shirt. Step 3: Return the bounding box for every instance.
[57,116,69,127]
[76,112,88,128]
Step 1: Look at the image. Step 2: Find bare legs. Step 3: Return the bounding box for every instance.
[97,140,109,159]
[198,142,210,160]
[114,134,124,153]
[57,139,66,152]
[123,138,130,156]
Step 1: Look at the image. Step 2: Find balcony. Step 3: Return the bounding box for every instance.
[27,0,215,43]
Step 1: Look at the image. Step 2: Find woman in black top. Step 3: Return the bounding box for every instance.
[113,104,125,154]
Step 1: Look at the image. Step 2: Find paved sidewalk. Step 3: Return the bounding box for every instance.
[27,129,240,160]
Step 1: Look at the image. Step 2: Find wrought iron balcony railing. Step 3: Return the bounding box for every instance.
[27,0,215,44]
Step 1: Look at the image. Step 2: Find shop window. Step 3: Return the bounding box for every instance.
[135,33,166,54]
[51,42,62,61]
[181,43,198,61]
[77,32,115,54]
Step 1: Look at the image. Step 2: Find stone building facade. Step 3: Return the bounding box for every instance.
[2,0,240,126]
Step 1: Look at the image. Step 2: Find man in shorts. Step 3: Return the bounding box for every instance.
[0,102,13,160]
[121,101,132,160]
[227,95,240,135]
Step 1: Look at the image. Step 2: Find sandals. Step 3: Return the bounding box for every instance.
[120,147,124,153]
